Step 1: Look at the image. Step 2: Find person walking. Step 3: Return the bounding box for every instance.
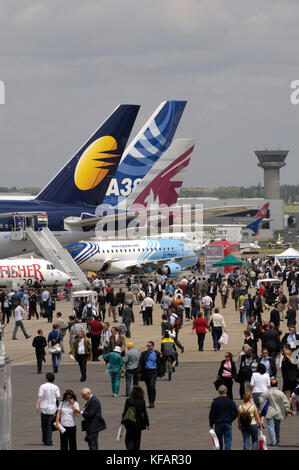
[192,312,210,351]
[104,346,124,397]
[259,378,291,446]
[124,342,141,397]
[107,326,126,356]
[32,329,47,374]
[250,362,270,407]
[71,331,92,382]
[261,322,281,360]
[238,391,262,450]
[81,388,106,451]
[209,308,226,351]
[122,303,135,338]
[12,302,31,340]
[28,290,39,320]
[35,372,60,447]
[121,385,150,450]
[209,384,238,450]
[216,352,237,400]
[46,293,56,323]
[137,341,162,408]
[202,293,213,323]
[280,345,299,405]
[141,295,155,326]
[87,316,104,361]
[55,389,80,450]
[47,324,63,373]
[2,295,12,324]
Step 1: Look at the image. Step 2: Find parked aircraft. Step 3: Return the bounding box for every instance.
[66,239,198,276]
[0,258,69,287]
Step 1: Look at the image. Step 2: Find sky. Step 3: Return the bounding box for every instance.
[0,0,299,190]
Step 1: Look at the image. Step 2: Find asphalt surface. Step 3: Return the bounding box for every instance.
[11,360,299,451]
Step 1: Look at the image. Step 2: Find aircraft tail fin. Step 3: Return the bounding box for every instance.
[125,138,195,211]
[247,217,264,235]
[101,100,187,208]
[256,202,269,219]
[35,104,140,206]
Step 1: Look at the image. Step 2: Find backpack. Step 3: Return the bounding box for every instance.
[121,406,136,427]
[244,299,250,311]
[239,405,253,427]
[174,314,181,329]
[281,295,287,304]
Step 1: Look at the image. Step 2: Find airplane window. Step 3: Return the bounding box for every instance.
[116,250,118,253]
[120,249,122,253]
[46,264,50,270]
[111,250,114,253]
[50,265,55,270]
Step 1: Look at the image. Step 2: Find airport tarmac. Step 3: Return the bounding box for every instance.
[2,282,298,450]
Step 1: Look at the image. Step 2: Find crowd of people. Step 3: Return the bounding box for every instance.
[0,255,298,450]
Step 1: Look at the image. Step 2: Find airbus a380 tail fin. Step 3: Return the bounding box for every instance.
[35,104,140,206]
[101,100,187,208]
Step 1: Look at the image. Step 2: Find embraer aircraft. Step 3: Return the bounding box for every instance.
[0,101,187,257]
[0,259,68,287]
[66,239,198,276]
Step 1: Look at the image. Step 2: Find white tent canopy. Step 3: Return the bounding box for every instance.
[275,247,299,259]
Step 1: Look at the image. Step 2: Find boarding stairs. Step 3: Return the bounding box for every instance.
[25,227,88,289]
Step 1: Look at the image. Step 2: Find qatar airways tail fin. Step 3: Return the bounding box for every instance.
[118,138,195,212]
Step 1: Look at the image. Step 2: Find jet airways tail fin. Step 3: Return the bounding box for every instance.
[35,104,140,206]
[101,100,187,208]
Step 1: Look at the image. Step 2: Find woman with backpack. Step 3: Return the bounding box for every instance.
[238,392,263,450]
[121,385,150,450]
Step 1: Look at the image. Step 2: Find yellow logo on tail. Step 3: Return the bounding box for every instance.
[74,136,119,191]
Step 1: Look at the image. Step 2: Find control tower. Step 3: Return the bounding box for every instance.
[255,150,288,199]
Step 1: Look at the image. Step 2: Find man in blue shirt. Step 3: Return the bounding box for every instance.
[209,384,238,450]
[138,341,162,408]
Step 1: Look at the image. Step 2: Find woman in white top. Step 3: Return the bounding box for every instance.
[55,389,80,450]
[250,362,270,408]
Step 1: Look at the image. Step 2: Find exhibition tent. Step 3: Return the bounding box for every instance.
[212,254,246,267]
[275,247,299,259]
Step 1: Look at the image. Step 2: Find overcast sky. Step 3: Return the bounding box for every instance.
[0,0,298,190]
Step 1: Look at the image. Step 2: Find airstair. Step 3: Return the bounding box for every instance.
[25,227,88,289]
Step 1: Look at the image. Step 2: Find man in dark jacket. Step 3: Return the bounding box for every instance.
[209,384,238,450]
[122,303,135,338]
[261,323,281,359]
[285,305,297,327]
[137,341,163,408]
[232,285,241,311]
[269,304,280,330]
[81,388,106,450]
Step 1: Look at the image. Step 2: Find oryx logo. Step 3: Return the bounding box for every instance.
[74,136,120,191]
[0,81,5,104]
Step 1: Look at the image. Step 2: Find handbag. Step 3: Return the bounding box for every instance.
[213,378,223,390]
[120,364,126,379]
[49,343,61,354]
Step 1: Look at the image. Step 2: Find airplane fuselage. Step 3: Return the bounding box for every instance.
[0,199,97,257]
[66,238,198,275]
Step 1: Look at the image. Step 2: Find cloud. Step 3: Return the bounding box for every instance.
[0,0,298,189]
